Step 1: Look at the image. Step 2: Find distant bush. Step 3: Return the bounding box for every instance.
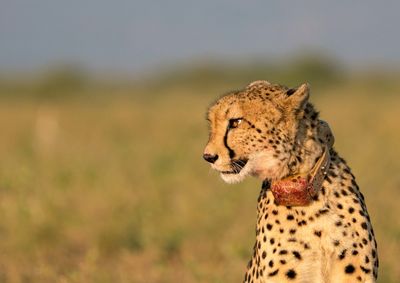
[0,65,89,100]
[146,54,344,91]
[35,65,88,98]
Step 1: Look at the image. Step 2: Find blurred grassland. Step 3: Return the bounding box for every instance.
[0,59,399,283]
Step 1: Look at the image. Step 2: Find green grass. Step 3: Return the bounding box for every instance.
[0,71,399,282]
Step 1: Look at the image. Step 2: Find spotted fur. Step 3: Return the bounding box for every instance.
[204,80,378,283]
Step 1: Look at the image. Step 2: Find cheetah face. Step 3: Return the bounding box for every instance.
[203,81,309,184]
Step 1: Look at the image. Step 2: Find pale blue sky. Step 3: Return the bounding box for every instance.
[1,0,399,74]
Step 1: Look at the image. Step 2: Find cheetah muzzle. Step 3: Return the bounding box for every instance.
[203,80,378,283]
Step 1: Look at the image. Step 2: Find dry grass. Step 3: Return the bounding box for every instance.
[0,79,399,283]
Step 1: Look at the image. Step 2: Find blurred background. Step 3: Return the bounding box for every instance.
[0,1,399,282]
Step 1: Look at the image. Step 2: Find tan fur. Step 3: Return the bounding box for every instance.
[204,81,378,282]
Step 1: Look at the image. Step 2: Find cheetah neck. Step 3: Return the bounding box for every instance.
[267,104,335,206]
[287,103,333,178]
[270,147,330,206]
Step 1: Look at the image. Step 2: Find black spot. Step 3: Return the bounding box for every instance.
[319,208,329,215]
[345,264,355,274]
[330,171,338,178]
[280,259,286,264]
[292,251,302,260]
[268,269,279,277]
[337,204,343,209]
[298,220,307,226]
[269,260,274,268]
[289,229,297,235]
[286,269,297,279]
[314,230,322,237]
[325,176,332,184]
[270,238,275,245]
[266,224,273,230]
[365,256,370,264]
[279,250,288,255]
[361,222,368,230]
[352,250,359,256]
[348,207,355,214]
[262,251,267,259]
[262,179,271,190]
[272,210,278,215]
[360,266,371,274]
[311,112,319,120]
[287,214,294,221]
[339,249,347,260]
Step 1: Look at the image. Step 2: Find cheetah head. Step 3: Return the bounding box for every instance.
[203,80,310,184]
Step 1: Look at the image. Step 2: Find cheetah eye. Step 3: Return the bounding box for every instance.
[228,118,243,129]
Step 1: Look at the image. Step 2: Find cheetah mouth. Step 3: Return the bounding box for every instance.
[220,159,248,175]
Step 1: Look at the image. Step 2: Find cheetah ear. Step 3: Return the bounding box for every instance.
[285,83,310,110]
[246,80,271,89]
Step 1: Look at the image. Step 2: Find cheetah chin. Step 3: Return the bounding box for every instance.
[219,162,252,184]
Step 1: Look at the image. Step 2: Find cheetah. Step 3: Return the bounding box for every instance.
[203,80,378,283]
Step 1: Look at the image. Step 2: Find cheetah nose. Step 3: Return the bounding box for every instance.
[203,153,219,164]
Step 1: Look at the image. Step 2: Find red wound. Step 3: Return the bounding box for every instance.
[271,177,313,206]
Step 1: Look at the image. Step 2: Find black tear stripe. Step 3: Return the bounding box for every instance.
[223,127,236,159]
